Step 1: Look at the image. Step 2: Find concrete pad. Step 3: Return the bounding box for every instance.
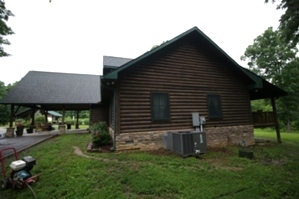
[0,128,89,159]
[0,134,57,159]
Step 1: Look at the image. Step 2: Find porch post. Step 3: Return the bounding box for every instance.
[9,104,14,127]
[62,108,65,124]
[76,110,79,129]
[31,106,36,127]
[59,106,66,133]
[44,110,48,123]
[271,97,281,143]
[5,105,15,137]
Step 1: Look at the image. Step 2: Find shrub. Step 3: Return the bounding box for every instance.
[90,121,111,147]
[23,120,32,128]
[15,118,25,126]
[63,118,90,125]
[65,117,75,125]
[35,115,46,125]
[79,118,89,125]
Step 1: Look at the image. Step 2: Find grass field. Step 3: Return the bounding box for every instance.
[254,127,299,142]
[0,129,298,199]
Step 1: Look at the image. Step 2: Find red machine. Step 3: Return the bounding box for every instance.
[0,147,39,190]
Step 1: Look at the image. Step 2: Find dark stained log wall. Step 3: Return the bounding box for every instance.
[90,105,109,125]
[117,38,252,133]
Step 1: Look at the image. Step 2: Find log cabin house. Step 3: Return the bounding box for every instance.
[1,27,287,150]
[99,26,287,150]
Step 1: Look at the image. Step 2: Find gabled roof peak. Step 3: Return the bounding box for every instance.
[103,26,243,80]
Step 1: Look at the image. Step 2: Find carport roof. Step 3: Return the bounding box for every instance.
[0,71,102,110]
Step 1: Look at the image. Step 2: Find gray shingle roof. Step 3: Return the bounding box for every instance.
[103,56,132,68]
[1,71,101,108]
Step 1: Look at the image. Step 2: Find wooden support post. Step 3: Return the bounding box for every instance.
[9,105,14,128]
[76,110,79,129]
[5,105,16,137]
[271,97,281,143]
[45,110,48,123]
[59,107,66,134]
[31,106,35,126]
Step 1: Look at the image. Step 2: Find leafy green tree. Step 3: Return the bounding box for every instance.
[0,80,9,125]
[241,27,297,86]
[0,81,18,125]
[276,58,299,131]
[251,99,272,112]
[241,27,299,131]
[265,0,299,47]
[0,80,6,98]
[0,0,14,57]
[6,81,18,92]
[79,110,89,118]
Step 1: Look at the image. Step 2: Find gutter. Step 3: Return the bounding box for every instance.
[101,76,117,151]
[110,88,116,151]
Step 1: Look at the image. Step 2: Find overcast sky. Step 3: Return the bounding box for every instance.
[0,0,284,85]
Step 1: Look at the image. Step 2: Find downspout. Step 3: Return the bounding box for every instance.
[101,77,117,151]
[111,88,116,151]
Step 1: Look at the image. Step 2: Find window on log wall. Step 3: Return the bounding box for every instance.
[207,94,222,119]
[151,92,170,121]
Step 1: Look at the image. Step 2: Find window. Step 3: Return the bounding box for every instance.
[151,93,170,121]
[207,94,222,119]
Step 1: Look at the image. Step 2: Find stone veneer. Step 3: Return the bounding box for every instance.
[109,125,255,151]
[205,125,255,146]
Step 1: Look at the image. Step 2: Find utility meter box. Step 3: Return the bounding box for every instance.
[192,112,200,126]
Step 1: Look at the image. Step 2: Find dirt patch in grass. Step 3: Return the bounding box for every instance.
[205,158,244,171]
[207,146,234,155]
[145,147,175,156]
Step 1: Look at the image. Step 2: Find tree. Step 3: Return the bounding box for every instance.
[251,99,272,112]
[241,27,297,86]
[0,80,9,125]
[0,81,18,125]
[276,58,299,131]
[265,0,299,47]
[241,27,299,131]
[5,81,18,92]
[0,0,14,57]
[0,80,6,98]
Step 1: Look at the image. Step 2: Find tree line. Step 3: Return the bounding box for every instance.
[0,81,17,125]
[242,0,299,132]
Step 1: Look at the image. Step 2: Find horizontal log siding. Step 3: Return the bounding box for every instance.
[90,105,109,125]
[117,40,252,133]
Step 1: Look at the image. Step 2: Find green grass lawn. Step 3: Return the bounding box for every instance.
[254,127,299,142]
[0,130,298,199]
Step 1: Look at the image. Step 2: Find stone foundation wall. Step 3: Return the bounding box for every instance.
[205,125,255,147]
[114,125,255,151]
[115,130,169,151]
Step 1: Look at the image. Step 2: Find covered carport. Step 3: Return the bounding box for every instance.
[0,71,103,136]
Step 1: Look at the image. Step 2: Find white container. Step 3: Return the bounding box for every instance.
[10,160,26,171]
[0,132,5,139]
